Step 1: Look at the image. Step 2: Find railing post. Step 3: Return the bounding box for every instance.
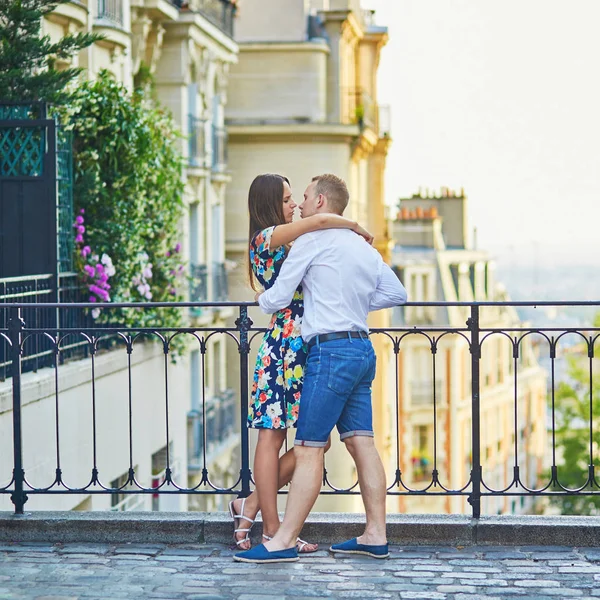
[236,306,253,497]
[468,304,482,519]
[9,307,28,514]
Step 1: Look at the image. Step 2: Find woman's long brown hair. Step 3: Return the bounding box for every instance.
[247,173,290,291]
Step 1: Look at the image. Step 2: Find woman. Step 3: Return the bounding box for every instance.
[229,173,373,552]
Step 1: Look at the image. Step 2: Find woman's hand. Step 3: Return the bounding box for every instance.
[354,224,374,245]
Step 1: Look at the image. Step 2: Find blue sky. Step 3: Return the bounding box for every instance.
[365,0,600,267]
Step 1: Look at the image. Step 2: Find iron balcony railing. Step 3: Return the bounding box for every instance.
[0,274,91,379]
[211,125,228,172]
[96,0,124,26]
[189,262,228,304]
[171,0,236,38]
[188,389,236,470]
[1,300,600,518]
[188,115,207,168]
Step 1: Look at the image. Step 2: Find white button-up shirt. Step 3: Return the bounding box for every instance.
[258,228,407,342]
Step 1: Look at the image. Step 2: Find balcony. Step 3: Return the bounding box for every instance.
[172,0,236,38]
[410,379,444,406]
[188,115,207,168]
[96,0,123,26]
[211,125,228,172]
[188,389,236,470]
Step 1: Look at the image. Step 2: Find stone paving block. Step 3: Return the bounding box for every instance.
[327,581,375,590]
[435,585,477,593]
[537,589,585,596]
[480,552,527,560]
[57,544,112,554]
[393,570,437,578]
[514,579,561,587]
[283,587,332,597]
[337,592,393,599]
[398,592,447,599]
[506,566,554,574]
[440,571,487,579]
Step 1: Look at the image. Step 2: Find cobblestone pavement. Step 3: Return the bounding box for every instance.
[2,542,600,600]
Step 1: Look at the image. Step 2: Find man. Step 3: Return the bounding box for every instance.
[235,174,407,564]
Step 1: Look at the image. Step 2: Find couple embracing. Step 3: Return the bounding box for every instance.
[229,173,407,564]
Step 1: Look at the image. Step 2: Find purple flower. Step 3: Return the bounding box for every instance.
[169,288,176,296]
[89,284,101,295]
[75,215,84,225]
[77,225,85,235]
[95,263,104,274]
[165,251,171,258]
[174,243,181,253]
[80,208,85,214]
[81,246,91,258]
[97,289,110,301]
[98,273,108,283]
[89,295,96,302]
[75,234,84,244]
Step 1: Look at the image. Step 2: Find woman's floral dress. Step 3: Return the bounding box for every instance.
[248,226,307,429]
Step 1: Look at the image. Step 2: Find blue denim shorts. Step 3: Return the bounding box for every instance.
[295,335,376,448]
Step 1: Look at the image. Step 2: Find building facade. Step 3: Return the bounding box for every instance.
[0,0,239,512]
[389,189,548,515]
[224,0,394,511]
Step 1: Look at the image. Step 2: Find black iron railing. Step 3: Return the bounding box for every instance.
[96,0,124,26]
[0,274,91,379]
[188,115,207,167]
[1,300,600,518]
[171,0,236,38]
[211,125,228,172]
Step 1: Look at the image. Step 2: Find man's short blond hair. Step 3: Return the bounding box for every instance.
[312,174,349,214]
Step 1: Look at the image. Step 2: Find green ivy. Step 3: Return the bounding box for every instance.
[56,72,187,352]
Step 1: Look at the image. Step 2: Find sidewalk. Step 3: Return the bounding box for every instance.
[2,541,600,599]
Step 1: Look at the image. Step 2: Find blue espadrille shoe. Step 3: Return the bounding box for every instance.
[329,537,389,559]
[234,543,299,564]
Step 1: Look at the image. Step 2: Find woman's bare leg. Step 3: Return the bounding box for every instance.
[232,433,330,551]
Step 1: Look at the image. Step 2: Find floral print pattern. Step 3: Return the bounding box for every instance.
[249,227,307,429]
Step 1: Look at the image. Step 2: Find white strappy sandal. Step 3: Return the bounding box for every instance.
[229,498,255,548]
[262,533,318,554]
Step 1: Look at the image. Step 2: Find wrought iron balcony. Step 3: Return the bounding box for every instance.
[96,0,124,26]
[188,115,207,168]
[188,389,236,469]
[171,0,236,38]
[211,125,228,172]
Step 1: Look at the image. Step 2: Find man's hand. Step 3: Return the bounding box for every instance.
[254,291,263,303]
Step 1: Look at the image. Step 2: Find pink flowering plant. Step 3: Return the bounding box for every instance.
[73,209,115,320]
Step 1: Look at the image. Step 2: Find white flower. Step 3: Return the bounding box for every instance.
[266,404,282,419]
[145,290,152,300]
[257,371,272,389]
[91,308,101,319]
[142,267,153,279]
[137,284,146,296]
[284,349,296,364]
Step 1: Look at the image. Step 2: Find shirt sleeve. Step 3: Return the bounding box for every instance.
[369,262,408,311]
[258,235,316,314]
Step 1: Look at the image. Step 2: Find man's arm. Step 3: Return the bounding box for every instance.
[369,263,408,311]
[257,235,317,313]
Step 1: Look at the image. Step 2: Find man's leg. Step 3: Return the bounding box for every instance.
[344,435,387,545]
[337,339,386,545]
